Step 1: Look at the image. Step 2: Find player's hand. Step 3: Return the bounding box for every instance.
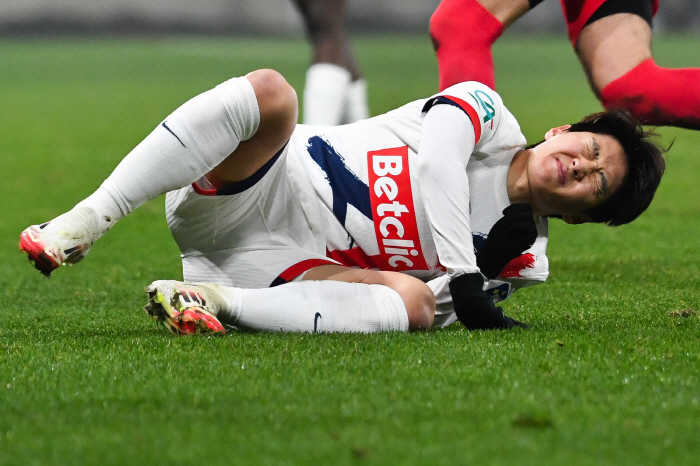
[448,272,527,330]
[476,203,538,280]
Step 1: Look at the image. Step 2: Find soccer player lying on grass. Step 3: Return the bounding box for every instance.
[19,70,665,334]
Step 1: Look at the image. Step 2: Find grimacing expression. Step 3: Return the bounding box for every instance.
[527,127,628,222]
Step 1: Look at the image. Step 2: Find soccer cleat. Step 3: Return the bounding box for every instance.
[19,206,102,277]
[144,280,227,336]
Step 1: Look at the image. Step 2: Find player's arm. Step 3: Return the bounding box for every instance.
[417,103,479,277]
[417,91,527,330]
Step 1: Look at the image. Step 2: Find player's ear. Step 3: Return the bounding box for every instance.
[562,213,592,225]
[544,125,571,140]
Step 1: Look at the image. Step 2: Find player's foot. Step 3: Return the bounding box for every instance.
[144,280,227,336]
[19,206,102,277]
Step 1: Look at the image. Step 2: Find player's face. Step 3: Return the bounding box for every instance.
[526,127,628,223]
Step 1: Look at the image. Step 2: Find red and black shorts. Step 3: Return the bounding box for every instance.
[560,0,659,46]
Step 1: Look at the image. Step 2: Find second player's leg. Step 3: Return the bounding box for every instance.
[576,12,651,101]
[206,69,298,186]
[292,0,368,124]
[430,0,531,90]
[577,8,700,129]
[293,0,360,79]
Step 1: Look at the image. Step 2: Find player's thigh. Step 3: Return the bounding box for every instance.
[576,13,652,94]
[208,69,298,185]
[304,265,436,330]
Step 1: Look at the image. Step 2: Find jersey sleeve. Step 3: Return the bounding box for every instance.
[421,81,506,149]
[419,81,523,278]
[417,102,480,278]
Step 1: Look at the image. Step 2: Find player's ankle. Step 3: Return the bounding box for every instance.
[76,187,124,236]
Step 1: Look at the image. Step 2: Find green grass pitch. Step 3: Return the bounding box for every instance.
[0,34,699,465]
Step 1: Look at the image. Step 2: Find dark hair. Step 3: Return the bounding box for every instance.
[567,110,666,226]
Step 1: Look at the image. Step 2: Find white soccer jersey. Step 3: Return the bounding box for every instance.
[286,82,549,325]
[167,81,549,327]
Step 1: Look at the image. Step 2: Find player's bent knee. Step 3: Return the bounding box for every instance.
[387,275,435,331]
[246,69,298,130]
[428,0,459,51]
[407,283,436,331]
[429,0,505,50]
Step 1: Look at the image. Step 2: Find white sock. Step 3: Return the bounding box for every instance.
[91,76,259,227]
[75,187,124,236]
[302,63,351,125]
[216,280,409,333]
[342,78,369,124]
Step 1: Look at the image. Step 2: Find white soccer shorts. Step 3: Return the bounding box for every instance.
[164,144,336,288]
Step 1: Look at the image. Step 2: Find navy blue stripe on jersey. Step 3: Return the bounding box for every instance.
[423,96,474,119]
[472,233,486,253]
[211,143,287,196]
[306,136,372,225]
[269,276,287,287]
[422,95,482,142]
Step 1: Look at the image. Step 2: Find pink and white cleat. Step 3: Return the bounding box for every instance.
[144,280,227,336]
[19,206,102,277]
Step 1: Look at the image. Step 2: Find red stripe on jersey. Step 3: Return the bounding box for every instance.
[438,95,482,143]
[326,247,381,270]
[277,258,338,282]
[191,181,217,196]
[367,145,429,271]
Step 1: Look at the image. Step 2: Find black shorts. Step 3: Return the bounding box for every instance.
[586,0,654,28]
[561,0,658,45]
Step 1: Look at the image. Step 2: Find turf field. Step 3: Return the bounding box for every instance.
[1,34,699,465]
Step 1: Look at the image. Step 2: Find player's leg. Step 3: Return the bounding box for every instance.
[20,69,296,275]
[293,0,361,80]
[205,69,297,186]
[292,0,368,124]
[302,265,435,331]
[430,0,536,91]
[145,266,435,334]
[575,0,700,129]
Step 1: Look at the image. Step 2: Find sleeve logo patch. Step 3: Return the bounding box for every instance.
[469,90,496,123]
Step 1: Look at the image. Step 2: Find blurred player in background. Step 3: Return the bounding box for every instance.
[430,0,700,129]
[293,0,370,125]
[19,69,665,335]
